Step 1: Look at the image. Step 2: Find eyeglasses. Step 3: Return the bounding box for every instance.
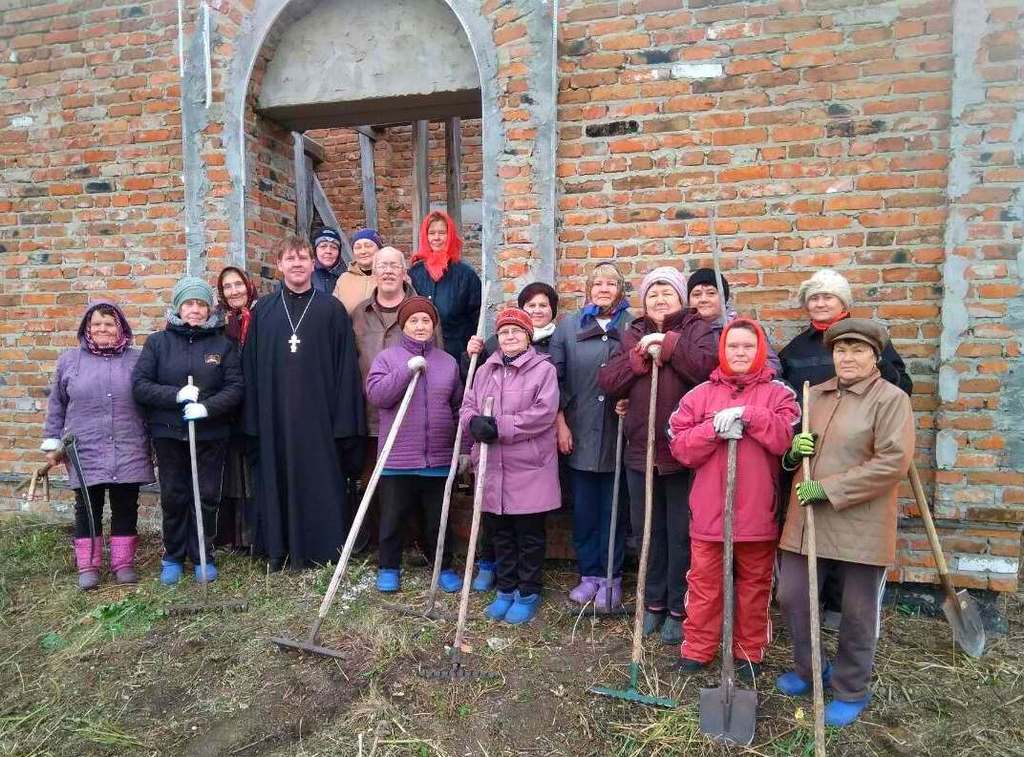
[375,263,404,272]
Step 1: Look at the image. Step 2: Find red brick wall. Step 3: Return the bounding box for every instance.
[1,0,1020,589]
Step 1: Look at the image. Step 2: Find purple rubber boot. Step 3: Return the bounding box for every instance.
[569,576,601,605]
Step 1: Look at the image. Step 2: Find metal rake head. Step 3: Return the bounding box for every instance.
[166,599,249,616]
[418,663,498,682]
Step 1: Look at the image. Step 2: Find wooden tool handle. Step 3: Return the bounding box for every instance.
[802,381,826,757]
[908,463,960,606]
[631,355,660,665]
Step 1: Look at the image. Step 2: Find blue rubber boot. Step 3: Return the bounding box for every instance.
[484,590,515,621]
[825,695,871,727]
[504,591,541,625]
[160,559,183,586]
[194,562,218,583]
[438,569,462,593]
[471,561,496,592]
[376,568,401,593]
[776,662,832,697]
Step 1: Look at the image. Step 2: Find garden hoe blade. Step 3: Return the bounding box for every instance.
[942,591,986,659]
[699,684,757,746]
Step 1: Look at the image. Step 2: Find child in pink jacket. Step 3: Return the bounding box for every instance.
[668,319,799,680]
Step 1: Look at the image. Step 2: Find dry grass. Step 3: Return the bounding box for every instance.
[1,519,1021,756]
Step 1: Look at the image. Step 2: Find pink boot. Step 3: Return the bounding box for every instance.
[109,535,139,584]
[73,538,100,590]
[569,576,601,605]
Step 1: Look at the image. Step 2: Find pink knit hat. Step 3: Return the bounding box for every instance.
[640,266,687,305]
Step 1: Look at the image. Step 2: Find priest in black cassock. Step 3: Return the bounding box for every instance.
[244,234,366,570]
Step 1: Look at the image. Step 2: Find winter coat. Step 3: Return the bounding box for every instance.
[779,320,913,396]
[597,309,718,474]
[132,312,245,442]
[333,263,378,314]
[548,309,631,473]
[460,348,560,515]
[668,366,799,542]
[365,334,462,470]
[351,284,441,436]
[312,255,346,295]
[779,371,915,566]
[43,302,155,489]
[459,330,554,383]
[408,260,481,363]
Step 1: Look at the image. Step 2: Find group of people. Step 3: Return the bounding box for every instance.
[42,206,915,726]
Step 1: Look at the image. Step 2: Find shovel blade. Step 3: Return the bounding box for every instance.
[942,591,986,659]
[699,685,757,746]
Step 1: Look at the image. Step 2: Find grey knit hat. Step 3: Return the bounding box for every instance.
[172,276,215,313]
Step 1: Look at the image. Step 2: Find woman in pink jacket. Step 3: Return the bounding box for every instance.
[668,319,799,680]
[460,308,560,625]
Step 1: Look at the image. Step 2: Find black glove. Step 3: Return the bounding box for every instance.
[336,436,366,476]
[469,415,499,443]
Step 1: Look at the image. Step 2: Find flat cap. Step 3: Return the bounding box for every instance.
[825,318,890,354]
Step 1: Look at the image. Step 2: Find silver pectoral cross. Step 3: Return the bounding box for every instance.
[288,334,300,353]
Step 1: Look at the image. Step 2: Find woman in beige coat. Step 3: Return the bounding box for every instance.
[775,318,914,728]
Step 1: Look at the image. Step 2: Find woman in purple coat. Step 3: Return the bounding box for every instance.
[42,302,155,590]
[365,297,464,594]
[460,308,560,625]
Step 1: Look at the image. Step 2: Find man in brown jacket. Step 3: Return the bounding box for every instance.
[775,319,915,728]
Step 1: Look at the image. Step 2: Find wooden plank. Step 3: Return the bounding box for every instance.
[292,131,312,237]
[312,175,353,263]
[301,133,325,165]
[411,120,430,249]
[355,125,378,142]
[358,131,378,230]
[444,117,462,227]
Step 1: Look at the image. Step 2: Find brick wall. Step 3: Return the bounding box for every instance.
[1,0,1020,589]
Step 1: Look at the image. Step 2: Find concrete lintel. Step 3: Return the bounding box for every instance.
[258,91,483,131]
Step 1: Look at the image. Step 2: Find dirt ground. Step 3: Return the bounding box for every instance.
[1,520,1022,757]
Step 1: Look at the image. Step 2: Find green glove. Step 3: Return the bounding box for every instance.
[796,479,828,506]
[784,432,816,468]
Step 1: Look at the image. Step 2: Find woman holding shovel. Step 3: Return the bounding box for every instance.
[365,296,464,595]
[132,276,244,585]
[598,266,718,645]
[549,263,632,610]
[667,319,799,679]
[776,318,914,727]
[460,307,560,626]
[42,301,154,589]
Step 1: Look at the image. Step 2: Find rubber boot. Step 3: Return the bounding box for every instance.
[109,535,139,584]
[825,694,871,727]
[776,662,833,697]
[642,608,666,636]
[438,569,462,593]
[568,576,601,605]
[376,568,400,593]
[160,558,183,585]
[594,577,623,612]
[504,591,541,625]
[660,613,683,645]
[471,561,496,592]
[194,561,218,583]
[484,590,515,621]
[73,538,100,591]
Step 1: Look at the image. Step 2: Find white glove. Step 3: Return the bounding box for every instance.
[40,438,62,452]
[638,333,665,355]
[176,384,199,404]
[407,355,427,372]
[712,406,745,434]
[183,402,208,421]
[457,454,472,476]
[718,418,744,440]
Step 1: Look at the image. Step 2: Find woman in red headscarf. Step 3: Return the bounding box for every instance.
[216,265,259,551]
[667,319,800,681]
[407,210,482,363]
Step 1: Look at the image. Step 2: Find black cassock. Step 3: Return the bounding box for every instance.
[244,286,365,569]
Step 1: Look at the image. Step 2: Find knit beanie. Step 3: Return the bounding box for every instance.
[686,267,730,302]
[351,228,383,247]
[517,282,559,318]
[797,269,853,309]
[397,296,439,329]
[495,307,534,340]
[640,266,687,305]
[312,227,343,248]
[172,276,215,313]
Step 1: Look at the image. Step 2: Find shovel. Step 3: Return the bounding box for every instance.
[381,281,491,622]
[593,414,629,617]
[591,350,676,708]
[271,367,422,658]
[699,434,757,745]
[419,397,498,682]
[907,464,986,658]
[801,382,826,757]
[168,377,249,616]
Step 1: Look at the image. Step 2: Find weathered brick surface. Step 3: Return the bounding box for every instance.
[1,0,1021,589]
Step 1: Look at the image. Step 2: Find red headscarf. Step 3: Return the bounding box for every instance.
[811,311,850,332]
[217,266,258,345]
[411,210,463,282]
[718,318,768,378]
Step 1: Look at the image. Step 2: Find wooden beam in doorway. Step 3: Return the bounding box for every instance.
[312,175,353,264]
[355,125,378,142]
[301,133,325,165]
[444,117,462,227]
[358,130,378,230]
[411,120,429,248]
[292,131,313,238]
